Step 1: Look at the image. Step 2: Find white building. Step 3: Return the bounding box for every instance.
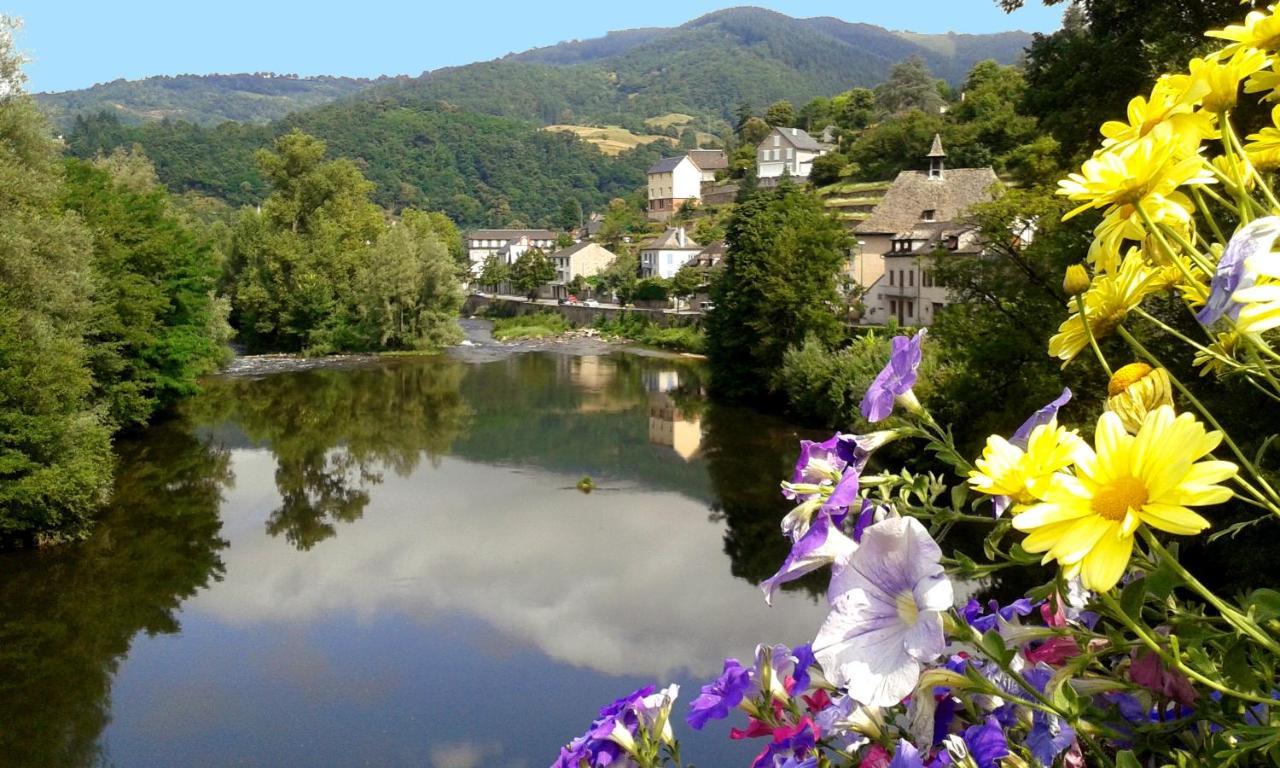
[756,127,832,186]
[639,227,702,279]
[465,229,558,274]
[647,156,703,221]
[854,135,1001,327]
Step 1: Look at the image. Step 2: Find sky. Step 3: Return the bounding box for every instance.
[10,1,1066,94]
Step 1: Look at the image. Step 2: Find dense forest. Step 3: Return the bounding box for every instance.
[36,73,387,129]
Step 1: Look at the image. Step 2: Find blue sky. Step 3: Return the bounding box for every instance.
[11,1,1065,93]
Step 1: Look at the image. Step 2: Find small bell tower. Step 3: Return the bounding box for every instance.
[927,133,946,180]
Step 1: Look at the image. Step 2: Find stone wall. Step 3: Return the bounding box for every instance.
[463,295,701,329]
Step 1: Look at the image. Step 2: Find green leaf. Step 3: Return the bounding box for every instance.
[1144,556,1183,601]
[1247,589,1280,623]
[1119,576,1147,618]
[979,629,1013,665]
[1115,750,1142,768]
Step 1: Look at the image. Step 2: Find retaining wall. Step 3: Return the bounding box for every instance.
[463,295,701,329]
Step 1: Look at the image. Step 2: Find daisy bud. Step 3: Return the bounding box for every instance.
[1063,264,1091,296]
[1106,363,1173,433]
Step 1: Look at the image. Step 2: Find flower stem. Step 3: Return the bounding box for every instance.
[1075,293,1113,377]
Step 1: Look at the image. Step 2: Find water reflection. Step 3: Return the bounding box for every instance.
[0,351,830,766]
[0,421,231,766]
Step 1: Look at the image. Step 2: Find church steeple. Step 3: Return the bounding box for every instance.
[927,133,946,179]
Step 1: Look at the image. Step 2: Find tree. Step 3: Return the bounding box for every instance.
[599,251,640,304]
[670,264,705,307]
[596,197,646,248]
[835,88,876,131]
[706,183,850,401]
[846,109,946,182]
[875,57,946,115]
[510,247,555,300]
[0,18,113,542]
[356,209,465,350]
[808,152,849,187]
[62,157,230,428]
[556,197,584,231]
[478,254,509,291]
[765,100,796,128]
[228,130,384,352]
[738,116,772,147]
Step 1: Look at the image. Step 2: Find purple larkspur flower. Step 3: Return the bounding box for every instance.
[687,659,754,730]
[814,516,953,707]
[860,330,927,423]
[1198,217,1280,325]
[960,597,1037,634]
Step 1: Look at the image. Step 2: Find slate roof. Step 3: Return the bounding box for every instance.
[467,229,558,241]
[855,168,1000,235]
[647,156,690,174]
[641,228,703,251]
[928,133,947,158]
[763,126,824,152]
[687,149,728,170]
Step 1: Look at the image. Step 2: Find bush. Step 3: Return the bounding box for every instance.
[633,277,670,302]
[490,312,571,341]
[595,314,704,354]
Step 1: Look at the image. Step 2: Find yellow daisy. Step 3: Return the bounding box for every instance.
[1048,250,1160,365]
[969,422,1085,507]
[1245,105,1280,170]
[1209,7,1280,55]
[1233,276,1280,333]
[1014,407,1237,592]
[1105,363,1174,434]
[1100,79,1215,155]
[1194,331,1242,377]
[1186,47,1270,113]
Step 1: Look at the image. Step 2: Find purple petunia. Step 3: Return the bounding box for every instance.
[551,685,678,768]
[761,508,857,605]
[860,330,927,423]
[687,658,754,730]
[887,739,925,768]
[1028,709,1076,766]
[1009,388,1072,449]
[784,434,851,501]
[961,717,1010,768]
[1198,217,1280,325]
[751,718,819,768]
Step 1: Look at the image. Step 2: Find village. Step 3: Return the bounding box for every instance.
[465,126,1000,328]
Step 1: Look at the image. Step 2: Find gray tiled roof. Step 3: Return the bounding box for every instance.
[466,229,558,241]
[641,228,703,251]
[855,168,1000,235]
[760,126,824,152]
[647,156,689,174]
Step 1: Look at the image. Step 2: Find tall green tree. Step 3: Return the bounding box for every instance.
[706,182,849,401]
[62,157,230,428]
[478,254,510,291]
[875,57,946,115]
[765,100,796,128]
[356,209,464,350]
[510,247,555,300]
[228,130,384,352]
[0,19,113,542]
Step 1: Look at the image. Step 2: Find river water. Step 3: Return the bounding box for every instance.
[0,326,833,767]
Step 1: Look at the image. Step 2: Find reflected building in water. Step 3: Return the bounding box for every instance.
[645,368,704,461]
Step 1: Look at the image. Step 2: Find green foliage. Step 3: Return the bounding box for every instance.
[228,130,461,353]
[0,46,114,542]
[62,158,230,428]
[765,100,796,127]
[775,332,937,429]
[634,277,671,302]
[669,265,705,298]
[478,254,510,291]
[510,247,556,300]
[875,57,945,115]
[36,73,379,129]
[706,182,849,401]
[490,312,571,341]
[597,250,641,304]
[594,314,705,353]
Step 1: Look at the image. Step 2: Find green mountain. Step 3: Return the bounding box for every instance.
[374,7,1032,128]
[36,73,389,129]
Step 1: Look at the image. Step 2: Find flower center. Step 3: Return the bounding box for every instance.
[895,590,920,626]
[1092,476,1148,521]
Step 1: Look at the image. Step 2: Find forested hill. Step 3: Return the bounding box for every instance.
[35,73,390,129]
[374,7,1031,127]
[65,101,667,228]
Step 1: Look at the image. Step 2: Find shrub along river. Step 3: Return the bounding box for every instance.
[0,322,834,766]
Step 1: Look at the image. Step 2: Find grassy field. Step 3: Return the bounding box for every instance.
[644,112,695,130]
[543,125,673,156]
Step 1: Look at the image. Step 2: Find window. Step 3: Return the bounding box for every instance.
[889,271,894,286]
[909,270,914,287]
[922,209,936,222]
[907,301,914,318]
[899,270,905,288]
[786,148,794,160]
[773,135,781,147]
[890,300,897,315]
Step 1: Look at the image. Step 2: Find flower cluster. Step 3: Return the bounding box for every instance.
[553,7,1280,765]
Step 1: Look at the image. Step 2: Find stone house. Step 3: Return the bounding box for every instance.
[686,149,728,183]
[854,135,1000,326]
[639,227,702,279]
[548,241,618,300]
[647,156,703,221]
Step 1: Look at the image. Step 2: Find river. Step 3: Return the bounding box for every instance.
[0,323,833,767]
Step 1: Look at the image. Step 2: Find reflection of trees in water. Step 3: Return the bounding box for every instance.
[0,420,231,767]
[191,359,473,550]
[701,402,820,592]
